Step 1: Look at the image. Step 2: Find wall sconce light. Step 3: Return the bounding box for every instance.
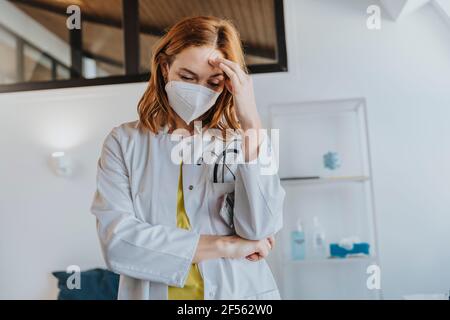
[50,151,73,176]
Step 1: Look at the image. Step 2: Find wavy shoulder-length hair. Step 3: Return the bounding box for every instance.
[137,16,247,134]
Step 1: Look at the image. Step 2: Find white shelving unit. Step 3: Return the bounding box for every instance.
[268,98,382,300]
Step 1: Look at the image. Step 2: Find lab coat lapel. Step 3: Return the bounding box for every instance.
[182,132,210,229]
[154,134,179,226]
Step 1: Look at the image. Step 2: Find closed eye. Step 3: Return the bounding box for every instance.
[181,76,194,81]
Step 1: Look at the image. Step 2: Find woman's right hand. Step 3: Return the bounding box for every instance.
[192,234,275,263]
[220,235,274,261]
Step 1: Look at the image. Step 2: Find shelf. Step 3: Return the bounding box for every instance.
[270,99,381,299]
[284,255,375,266]
[281,175,370,186]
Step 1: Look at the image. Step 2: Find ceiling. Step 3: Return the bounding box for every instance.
[8,0,279,73]
[380,0,431,21]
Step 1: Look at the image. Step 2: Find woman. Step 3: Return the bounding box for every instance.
[90,16,285,300]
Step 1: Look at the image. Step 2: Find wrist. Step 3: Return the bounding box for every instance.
[216,236,236,258]
[216,236,230,258]
[241,128,262,162]
[239,118,261,132]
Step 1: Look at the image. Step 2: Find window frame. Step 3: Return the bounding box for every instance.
[0,0,288,93]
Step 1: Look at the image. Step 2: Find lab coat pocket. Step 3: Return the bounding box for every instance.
[211,181,234,193]
[208,182,236,234]
[218,191,235,230]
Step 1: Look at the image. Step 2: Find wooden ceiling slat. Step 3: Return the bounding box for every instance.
[151,0,173,26]
[31,0,123,24]
[200,0,216,16]
[213,0,237,20]
[139,0,276,57]
[227,0,242,38]
[9,0,278,64]
[173,0,192,18]
[238,0,253,44]
[248,0,261,46]
[262,0,276,47]
[83,21,124,65]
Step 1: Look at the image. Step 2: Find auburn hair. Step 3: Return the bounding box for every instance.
[137,16,247,134]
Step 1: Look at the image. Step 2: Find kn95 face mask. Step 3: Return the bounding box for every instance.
[165,80,221,125]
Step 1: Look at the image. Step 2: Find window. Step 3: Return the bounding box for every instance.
[0,0,287,93]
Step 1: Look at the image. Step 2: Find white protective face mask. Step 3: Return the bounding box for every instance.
[165,80,221,125]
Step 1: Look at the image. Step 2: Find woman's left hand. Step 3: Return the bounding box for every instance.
[210,57,262,161]
[210,57,262,131]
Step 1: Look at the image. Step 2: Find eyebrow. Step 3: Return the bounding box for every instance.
[179,67,224,78]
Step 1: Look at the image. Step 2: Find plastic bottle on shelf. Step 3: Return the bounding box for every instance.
[311,216,328,259]
[290,218,306,260]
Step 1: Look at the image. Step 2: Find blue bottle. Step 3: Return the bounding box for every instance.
[291,219,306,260]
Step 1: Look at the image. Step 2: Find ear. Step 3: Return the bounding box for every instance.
[224,78,234,94]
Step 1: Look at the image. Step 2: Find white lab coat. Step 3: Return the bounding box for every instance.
[90,120,285,300]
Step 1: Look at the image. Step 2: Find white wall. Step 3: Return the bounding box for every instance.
[0,84,146,299]
[1,0,449,299]
[264,0,450,299]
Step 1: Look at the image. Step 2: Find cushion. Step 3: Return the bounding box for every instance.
[52,268,119,300]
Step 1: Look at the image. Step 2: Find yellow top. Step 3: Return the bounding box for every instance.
[168,163,204,300]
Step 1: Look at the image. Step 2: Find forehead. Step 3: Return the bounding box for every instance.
[171,46,224,75]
